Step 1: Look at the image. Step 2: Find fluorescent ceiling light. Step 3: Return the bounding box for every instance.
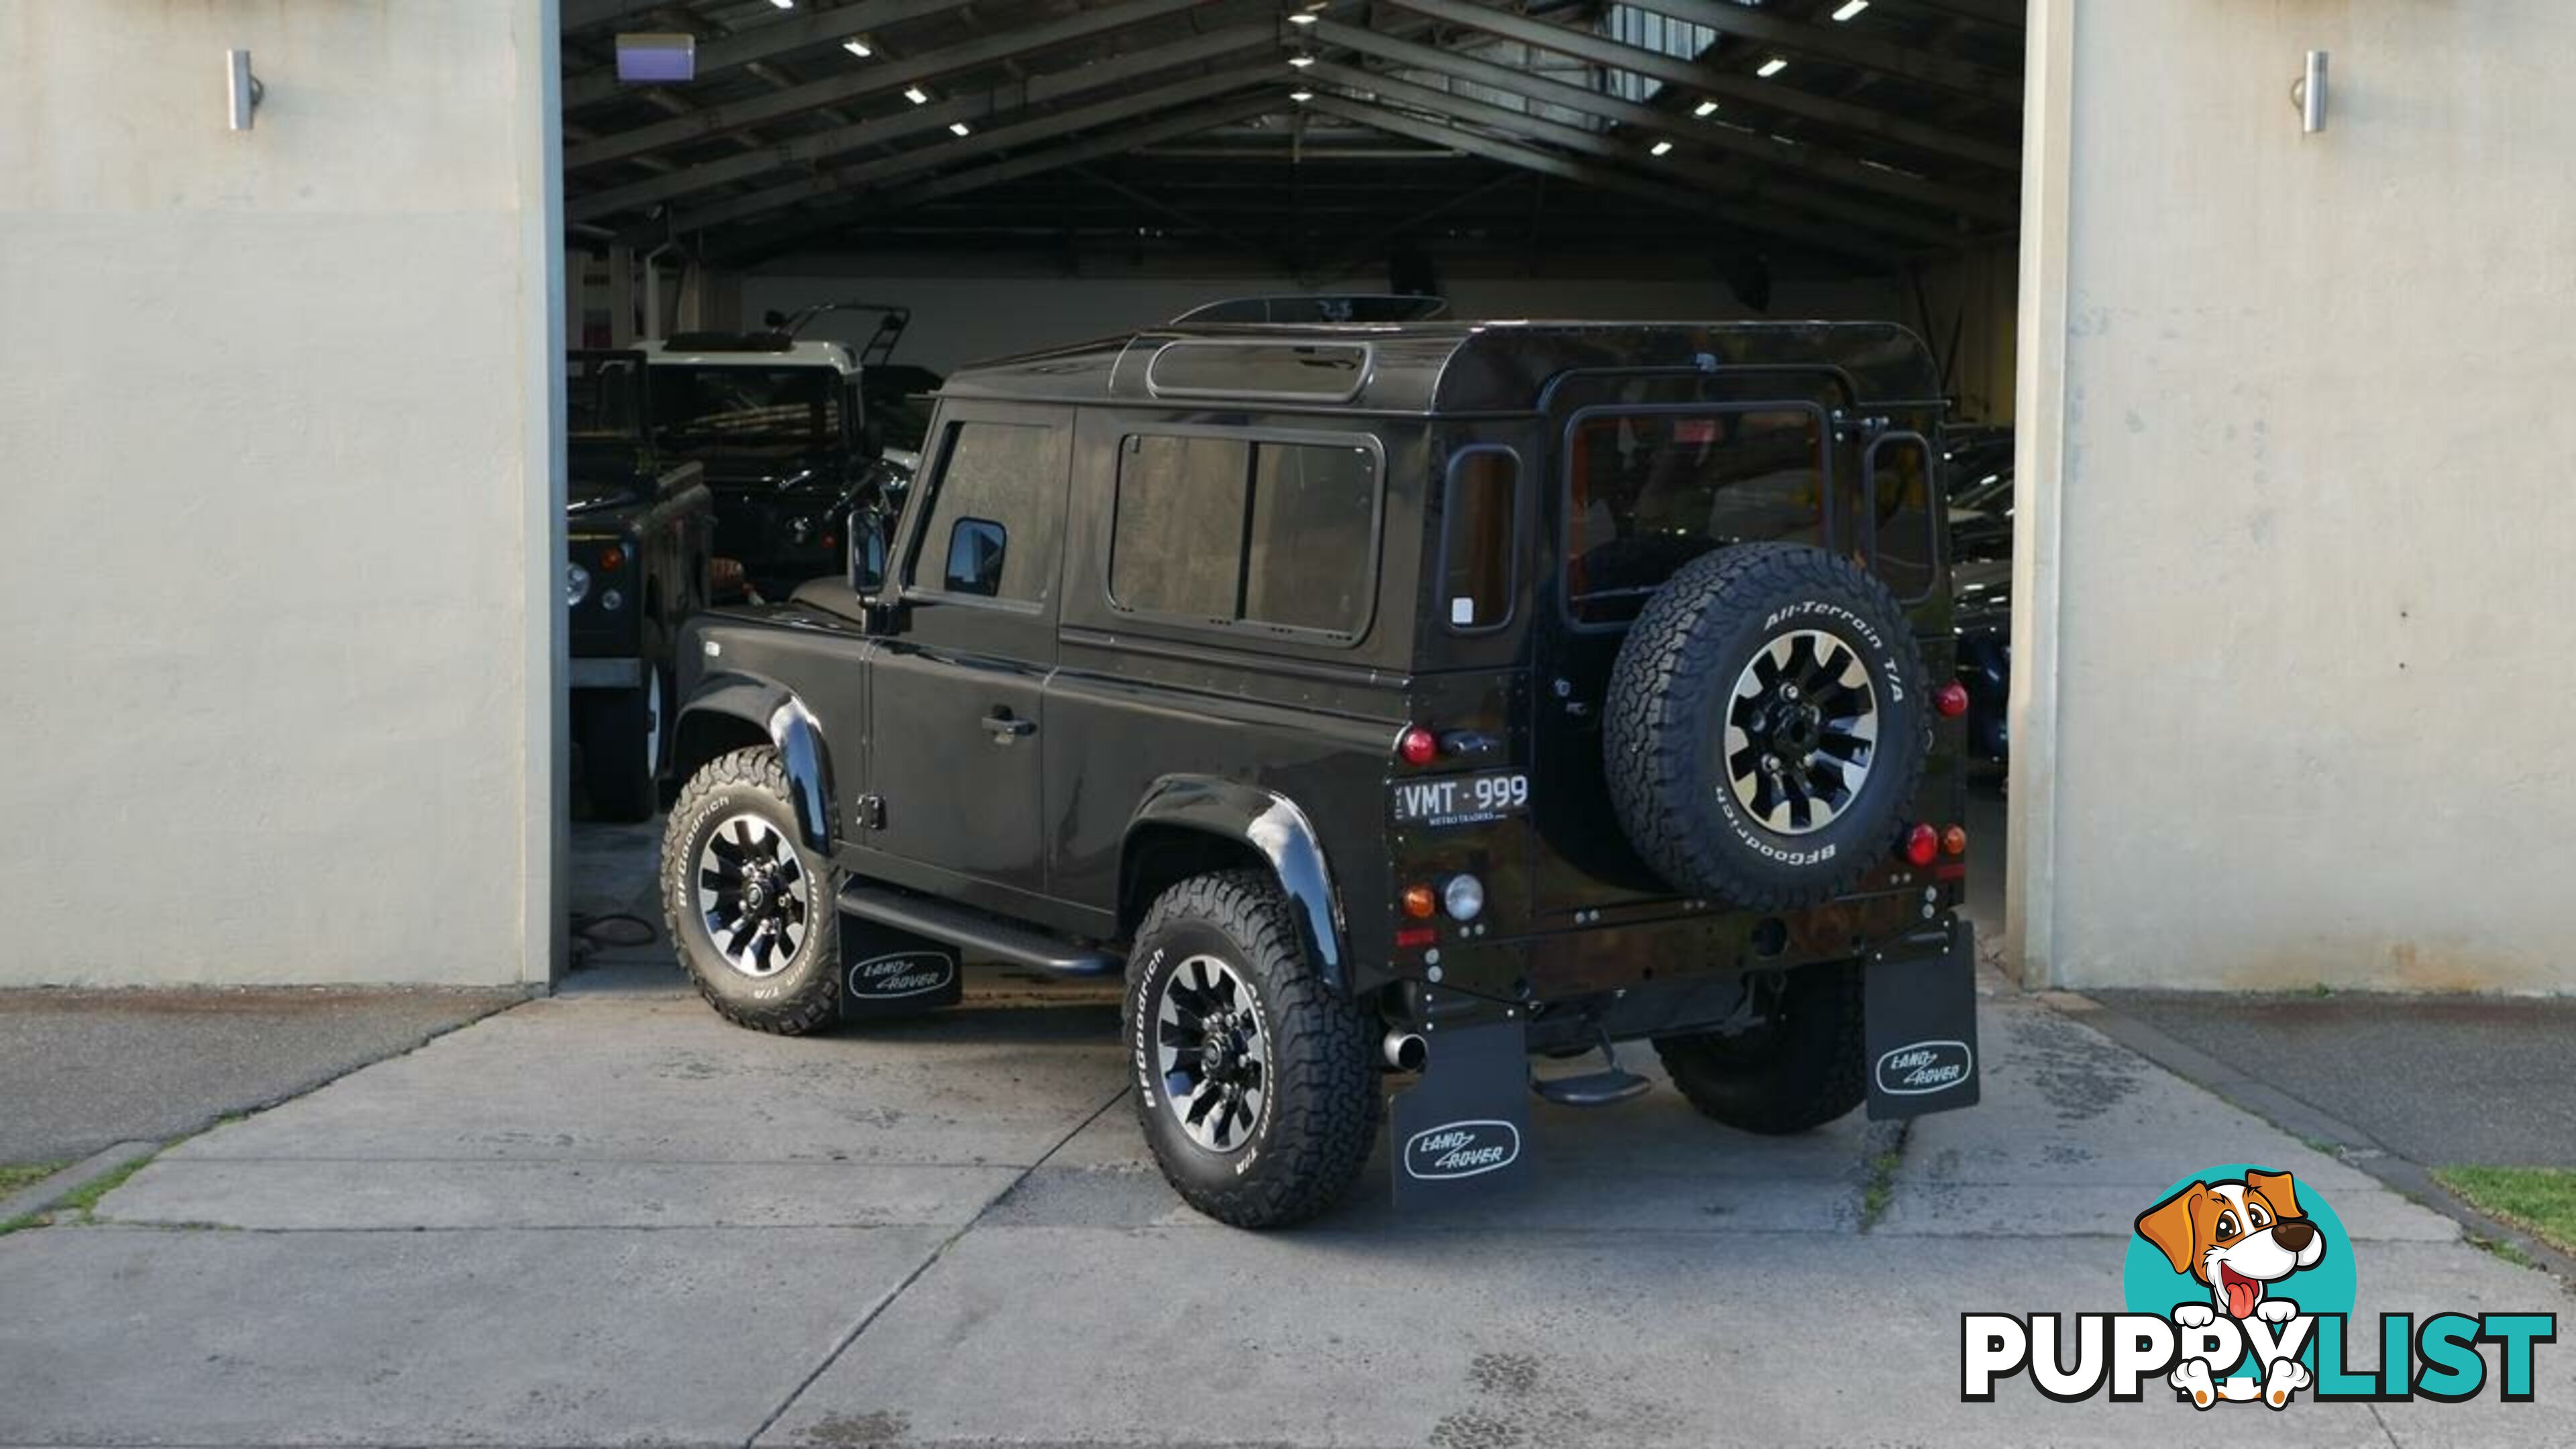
[1289,87,1316,101]
[949,121,971,137]
[842,38,873,58]
[768,0,794,9]
[1287,11,1319,23]
[1756,57,1789,78]
[903,85,930,104]
[1831,0,1870,19]
[1288,54,1316,68]
[1649,140,1674,156]
[1693,99,1718,118]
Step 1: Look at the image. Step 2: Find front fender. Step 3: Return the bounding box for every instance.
[674,672,835,851]
[1126,776,1348,996]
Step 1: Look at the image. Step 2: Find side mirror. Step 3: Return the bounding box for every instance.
[849,507,906,638]
[848,506,891,596]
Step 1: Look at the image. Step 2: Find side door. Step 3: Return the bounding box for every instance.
[850,402,1070,913]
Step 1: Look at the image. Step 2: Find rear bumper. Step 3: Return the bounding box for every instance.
[1393,901,1966,1041]
[1382,918,1979,1210]
[1383,880,1952,1016]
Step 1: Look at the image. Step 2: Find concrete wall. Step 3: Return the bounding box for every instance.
[0,3,561,985]
[739,261,1909,374]
[2011,1,2576,991]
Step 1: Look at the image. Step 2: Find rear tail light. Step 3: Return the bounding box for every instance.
[1396,725,1439,767]
[1943,824,1969,857]
[1933,681,1969,718]
[596,543,626,572]
[1902,824,1939,867]
[1395,926,1438,950]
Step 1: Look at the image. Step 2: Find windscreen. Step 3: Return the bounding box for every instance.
[650,366,843,446]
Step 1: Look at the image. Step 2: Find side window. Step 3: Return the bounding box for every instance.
[1440,449,1517,631]
[1244,442,1377,633]
[1110,435,1248,619]
[908,421,1057,603]
[1109,433,1381,641]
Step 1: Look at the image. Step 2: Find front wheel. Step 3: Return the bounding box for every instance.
[1124,871,1379,1228]
[661,747,841,1035]
[1653,962,1865,1134]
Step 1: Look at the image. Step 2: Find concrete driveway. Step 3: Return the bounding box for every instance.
[2,966,2568,1447]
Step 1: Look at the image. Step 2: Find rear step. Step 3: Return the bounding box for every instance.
[837,884,1122,976]
[1529,1038,1652,1108]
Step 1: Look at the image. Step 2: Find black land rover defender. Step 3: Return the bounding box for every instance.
[658,320,1981,1228]
[566,350,712,820]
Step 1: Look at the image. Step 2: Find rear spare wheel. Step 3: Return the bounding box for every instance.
[1604,542,1929,910]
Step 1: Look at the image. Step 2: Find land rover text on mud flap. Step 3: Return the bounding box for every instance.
[565,350,712,821]
[659,319,1980,1228]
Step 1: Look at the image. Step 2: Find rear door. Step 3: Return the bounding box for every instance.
[856,402,1071,911]
[1532,370,1856,914]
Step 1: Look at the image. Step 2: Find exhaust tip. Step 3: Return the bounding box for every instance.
[1383,1030,1428,1072]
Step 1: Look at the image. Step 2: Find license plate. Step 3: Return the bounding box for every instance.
[1390,771,1531,828]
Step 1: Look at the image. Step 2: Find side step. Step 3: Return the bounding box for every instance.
[837,884,1122,976]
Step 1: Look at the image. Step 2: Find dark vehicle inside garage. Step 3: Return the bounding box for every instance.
[643,312,912,604]
[565,350,713,820]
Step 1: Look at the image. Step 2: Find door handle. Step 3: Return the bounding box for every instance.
[980,710,1035,741]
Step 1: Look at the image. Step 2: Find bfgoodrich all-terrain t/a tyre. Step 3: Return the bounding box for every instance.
[1654,961,1866,1135]
[1125,871,1379,1229]
[661,746,841,1035]
[1605,542,1930,911]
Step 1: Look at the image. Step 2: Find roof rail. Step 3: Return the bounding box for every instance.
[1171,294,1450,325]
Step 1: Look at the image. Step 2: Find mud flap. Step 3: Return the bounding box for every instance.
[1863,919,1981,1119]
[835,914,963,1022]
[1387,1020,1531,1210]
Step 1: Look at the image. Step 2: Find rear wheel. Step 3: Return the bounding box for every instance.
[1653,962,1865,1134]
[661,747,841,1035]
[1124,871,1378,1228]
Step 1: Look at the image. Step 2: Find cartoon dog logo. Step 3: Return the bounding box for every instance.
[2135,1169,2326,1407]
